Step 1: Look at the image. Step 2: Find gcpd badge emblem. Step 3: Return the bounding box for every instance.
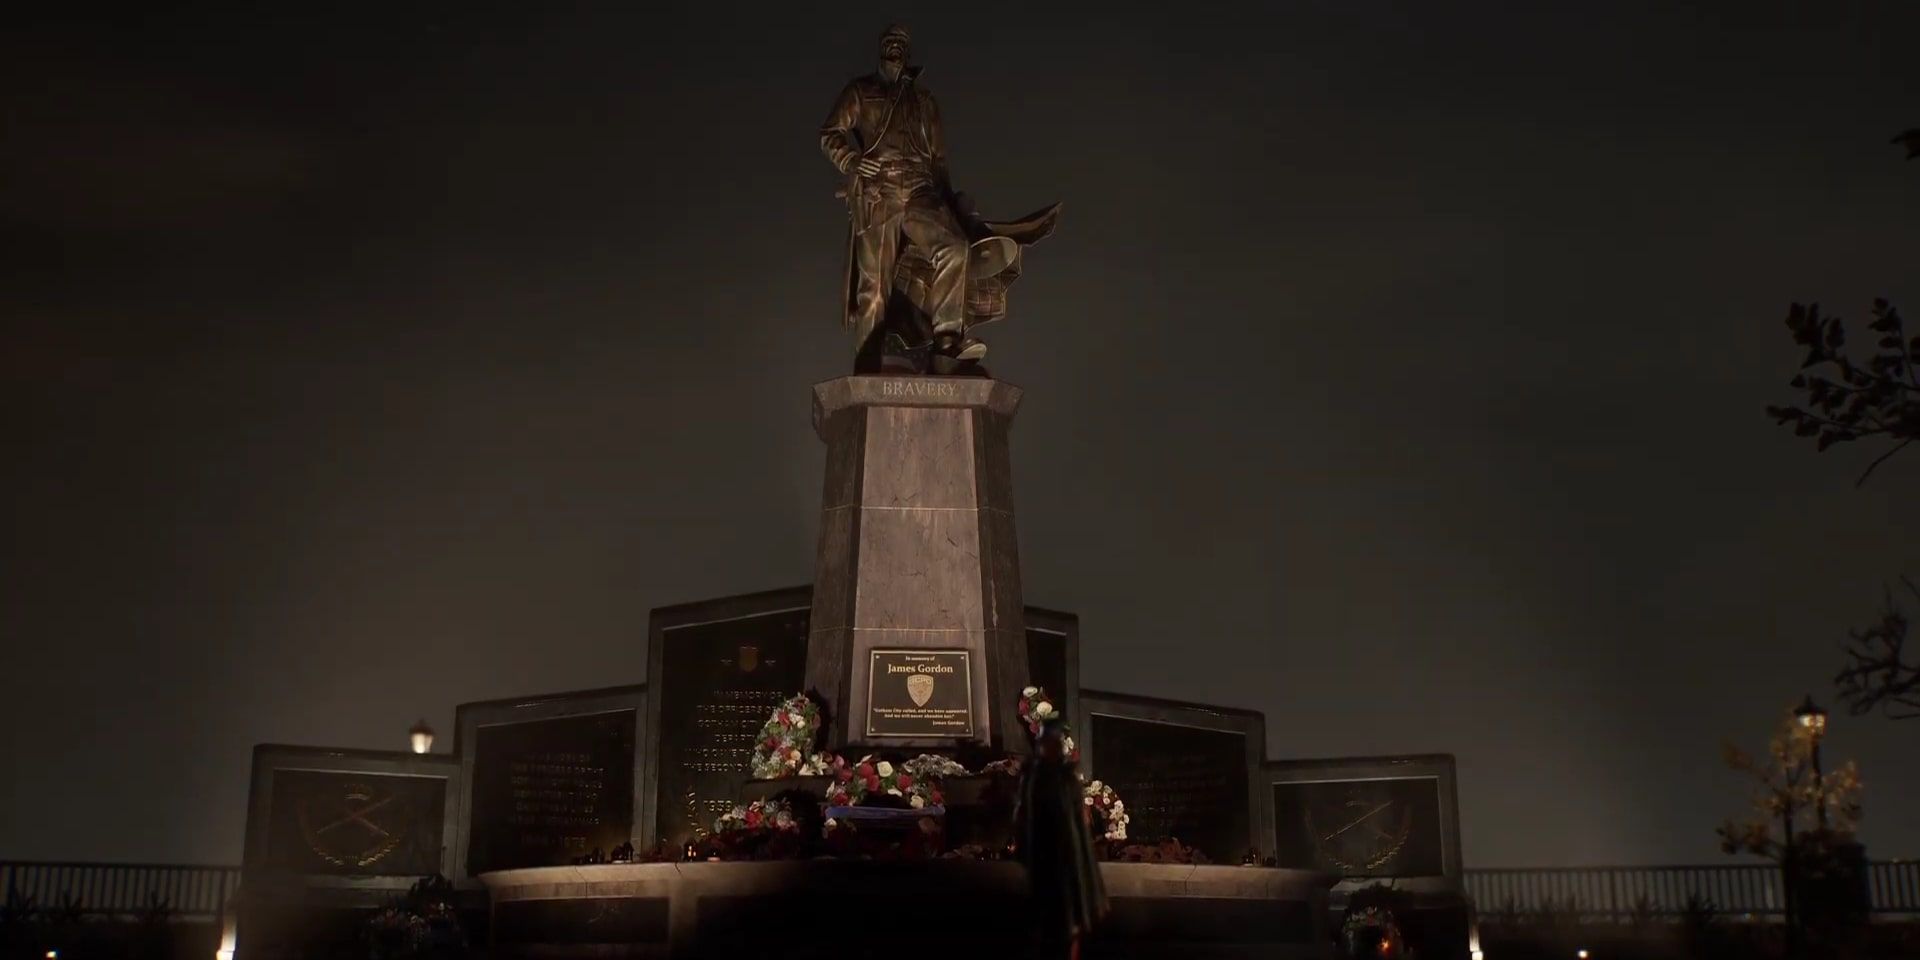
[737,645,759,673]
[906,673,934,707]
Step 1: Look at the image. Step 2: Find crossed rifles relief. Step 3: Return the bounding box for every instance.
[1317,797,1409,870]
[302,787,404,867]
[315,792,395,838]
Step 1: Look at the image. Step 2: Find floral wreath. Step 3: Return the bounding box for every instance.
[750,693,837,779]
[714,797,801,834]
[1082,778,1130,841]
[1341,904,1406,957]
[824,754,948,809]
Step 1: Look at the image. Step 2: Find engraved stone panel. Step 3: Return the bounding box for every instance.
[1266,754,1462,881]
[1271,776,1444,878]
[467,711,636,875]
[1089,714,1250,863]
[264,770,447,876]
[651,604,807,848]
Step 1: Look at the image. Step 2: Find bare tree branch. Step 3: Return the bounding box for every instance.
[1834,577,1920,720]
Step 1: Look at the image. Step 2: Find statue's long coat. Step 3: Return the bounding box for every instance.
[820,67,1060,346]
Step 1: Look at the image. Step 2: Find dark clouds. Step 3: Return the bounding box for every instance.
[2,2,1916,867]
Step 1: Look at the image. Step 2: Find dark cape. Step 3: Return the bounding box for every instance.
[1015,752,1108,945]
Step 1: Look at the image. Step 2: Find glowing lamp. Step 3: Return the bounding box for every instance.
[1794,695,1828,740]
[409,719,435,754]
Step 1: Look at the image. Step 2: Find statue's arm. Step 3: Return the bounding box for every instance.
[819,82,864,174]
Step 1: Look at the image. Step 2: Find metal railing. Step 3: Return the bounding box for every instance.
[0,861,238,922]
[1466,861,1920,921]
[2,858,1914,925]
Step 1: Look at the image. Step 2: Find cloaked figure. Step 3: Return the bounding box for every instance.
[1015,717,1107,959]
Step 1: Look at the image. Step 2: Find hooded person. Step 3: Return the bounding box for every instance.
[1015,715,1108,958]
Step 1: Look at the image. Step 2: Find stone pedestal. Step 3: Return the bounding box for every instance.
[805,376,1030,755]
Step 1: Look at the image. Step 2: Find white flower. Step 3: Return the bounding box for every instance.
[887,786,902,796]
[910,794,926,808]
[789,748,801,761]
[1022,686,1039,698]
[1089,779,1103,790]
[1084,796,1095,805]
[1035,701,1055,718]
[875,761,894,777]
[824,818,838,828]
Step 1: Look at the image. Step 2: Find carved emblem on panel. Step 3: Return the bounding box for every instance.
[298,781,408,868]
[1305,784,1414,872]
[906,672,935,706]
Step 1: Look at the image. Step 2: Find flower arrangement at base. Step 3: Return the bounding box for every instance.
[713,797,801,835]
[821,813,947,860]
[900,753,970,781]
[1105,837,1208,864]
[1082,778,1129,841]
[1017,686,1076,760]
[824,755,946,808]
[749,694,834,779]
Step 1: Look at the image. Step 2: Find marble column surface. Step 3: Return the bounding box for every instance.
[806,376,1030,754]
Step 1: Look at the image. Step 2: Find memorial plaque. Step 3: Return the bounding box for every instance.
[648,594,808,848]
[467,710,636,875]
[1267,754,1462,881]
[263,770,447,876]
[1272,776,1443,877]
[1089,713,1250,862]
[865,649,974,737]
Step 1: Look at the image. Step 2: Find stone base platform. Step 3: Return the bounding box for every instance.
[480,861,1334,959]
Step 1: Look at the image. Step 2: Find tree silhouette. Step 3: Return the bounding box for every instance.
[1765,298,1918,486]
[1765,131,1918,723]
[1834,577,1920,720]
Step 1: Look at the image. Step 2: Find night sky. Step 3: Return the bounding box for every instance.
[3,3,1916,869]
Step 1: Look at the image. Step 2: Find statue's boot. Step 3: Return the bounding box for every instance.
[933,330,987,363]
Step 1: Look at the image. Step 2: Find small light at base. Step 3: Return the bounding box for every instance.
[1471,952,1484,960]
[216,913,236,960]
[46,951,58,959]
[1576,951,1590,959]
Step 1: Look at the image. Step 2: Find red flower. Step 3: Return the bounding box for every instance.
[864,774,880,792]
[745,809,762,828]
[896,774,914,790]
[857,761,875,777]
[835,765,853,782]
[777,711,790,725]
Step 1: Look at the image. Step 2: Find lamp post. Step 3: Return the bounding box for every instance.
[1794,695,1829,831]
[410,719,436,755]
[1782,695,1829,958]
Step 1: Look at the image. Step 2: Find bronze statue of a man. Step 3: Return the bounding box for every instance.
[821,24,1060,374]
